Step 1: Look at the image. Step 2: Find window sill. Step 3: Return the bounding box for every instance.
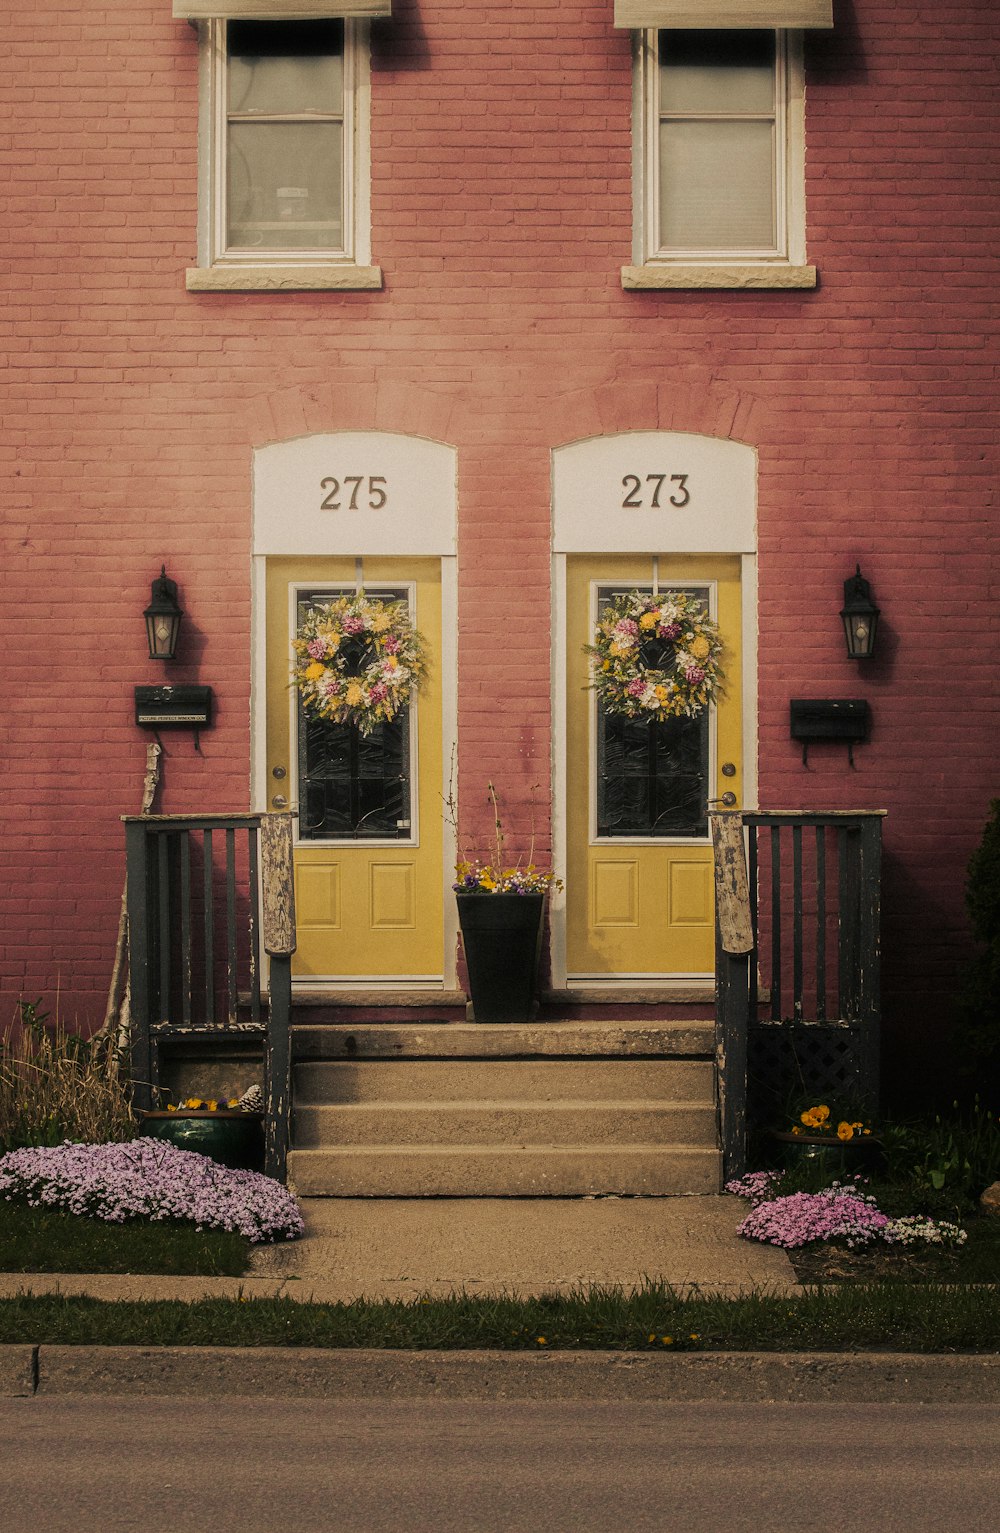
[186,263,384,293]
[621,263,817,291]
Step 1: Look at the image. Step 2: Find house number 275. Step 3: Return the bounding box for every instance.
[320,475,388,511]
[621,473,690,509]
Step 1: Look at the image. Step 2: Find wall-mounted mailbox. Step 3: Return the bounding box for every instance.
[790,698,869,765]
[134,685,213,729]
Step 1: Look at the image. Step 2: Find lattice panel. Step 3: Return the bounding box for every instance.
[748,1022,876,1126]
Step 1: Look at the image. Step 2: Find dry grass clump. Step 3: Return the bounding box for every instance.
[0,1001,136,1153]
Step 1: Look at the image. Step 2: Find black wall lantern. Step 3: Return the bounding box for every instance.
[144,565,183,661]
[840,564,880,660]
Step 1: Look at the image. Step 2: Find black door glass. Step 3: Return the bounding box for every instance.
[595,585,710,840]
[296,588,412,841]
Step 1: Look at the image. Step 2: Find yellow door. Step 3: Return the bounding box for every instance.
[566,554,743,979]
[265,556,443,981]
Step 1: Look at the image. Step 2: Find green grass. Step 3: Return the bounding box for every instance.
[0,1283,998,1352]
[0,1205,251,1277]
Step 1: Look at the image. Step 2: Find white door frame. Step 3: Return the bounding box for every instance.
[250,431,459,989]
[550,431,759,990]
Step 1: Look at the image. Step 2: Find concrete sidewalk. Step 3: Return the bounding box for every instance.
[0,1194,798,1305]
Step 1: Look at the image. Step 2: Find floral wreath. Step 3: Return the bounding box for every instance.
[293,592,426,736]
[586,589,724,722]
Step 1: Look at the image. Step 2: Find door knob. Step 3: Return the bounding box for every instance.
[271,795,288,808]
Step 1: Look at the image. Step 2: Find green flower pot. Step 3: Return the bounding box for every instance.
[770,1129,885,1178]
[140,1111,264,1172]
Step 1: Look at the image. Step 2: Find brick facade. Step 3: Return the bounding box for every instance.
[1,2,996,1099]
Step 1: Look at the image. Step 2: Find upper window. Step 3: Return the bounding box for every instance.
[225,20,347,256]
[187,18,380,292]
[624,28,815,290]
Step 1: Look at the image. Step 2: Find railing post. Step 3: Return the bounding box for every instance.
[260,813,296,1182]
[857,815,882,1109]
[711,812,754,1182]
[124,820,154,1111]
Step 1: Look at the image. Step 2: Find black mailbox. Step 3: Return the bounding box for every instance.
[134,685,213,729]
[790,699,869,764]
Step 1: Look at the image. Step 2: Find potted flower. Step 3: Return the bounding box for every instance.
[770,1101,885,1177]
[139,1085,264,1171]
[452,784,562,1024]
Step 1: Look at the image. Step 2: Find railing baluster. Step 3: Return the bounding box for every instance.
[225,827,238,1025]
[770,824,782,1020]
[815,824,827,1021]
[157,832,171,1024]
[180,831,192,1028]
[203,827,215,1025]
[248,825,262,1026]
[792,822,803,1020]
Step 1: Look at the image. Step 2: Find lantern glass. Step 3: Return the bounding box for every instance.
[144,567,183,661]
[840,565,879,661]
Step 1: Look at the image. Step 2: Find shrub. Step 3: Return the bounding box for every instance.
[956,798,1000,1101]
[0,1002,136,1153]
[0,1138,304,1243]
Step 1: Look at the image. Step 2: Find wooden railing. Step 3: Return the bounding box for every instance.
[124,812,296,1181]
[711,809,885,1181]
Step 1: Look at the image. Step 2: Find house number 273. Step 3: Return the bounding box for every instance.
[319,475,388,511]
[621,473,690,509]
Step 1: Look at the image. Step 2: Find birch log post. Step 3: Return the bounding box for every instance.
[95,741,162,1062]
[261,812,296,1180]
[710,811,753,1181]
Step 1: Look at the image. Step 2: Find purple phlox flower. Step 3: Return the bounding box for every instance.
[626,678,647,697]
[342,615,365,635]
[658,622,681,641]
[737,1187,889,1249]
[306,638,327,660]
[0,1139,304,1243]
[684,665,706,685]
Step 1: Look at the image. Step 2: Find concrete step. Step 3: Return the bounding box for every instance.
[293,1100,718,1149]
[292,1019,715,1060]
[287,1144,722,1197]
[293,1057,715,1105]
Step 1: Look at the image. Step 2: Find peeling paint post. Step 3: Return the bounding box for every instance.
[261,813,296,1182]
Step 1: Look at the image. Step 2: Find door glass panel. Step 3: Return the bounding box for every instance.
[296,589,412,841]
[595,585,710,841]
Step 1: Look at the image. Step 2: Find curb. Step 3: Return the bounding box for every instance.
[3,1346,1000,1403]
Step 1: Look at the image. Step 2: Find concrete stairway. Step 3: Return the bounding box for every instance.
[287,1020,721,1196]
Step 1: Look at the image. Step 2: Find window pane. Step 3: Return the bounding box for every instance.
[228,21,343,117]
[659,120,775,249]
[227,121,343,249]
[659,29,775,116]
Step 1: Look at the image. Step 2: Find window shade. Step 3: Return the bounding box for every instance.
[614,1,832,26]
[173,1,390,18]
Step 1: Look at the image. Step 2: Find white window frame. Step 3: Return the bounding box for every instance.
[187,17,380,292]
[623,28,815,290]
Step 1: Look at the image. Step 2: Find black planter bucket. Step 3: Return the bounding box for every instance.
[457,893,545,1024]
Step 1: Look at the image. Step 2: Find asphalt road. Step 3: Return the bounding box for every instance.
[3,1396,997,1532]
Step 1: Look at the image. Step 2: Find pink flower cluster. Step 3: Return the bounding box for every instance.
[736,1186,890,1249]
[0,1138,305,1243]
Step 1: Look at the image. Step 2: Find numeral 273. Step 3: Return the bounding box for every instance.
[621,474,689,509]
[320,476,388,511]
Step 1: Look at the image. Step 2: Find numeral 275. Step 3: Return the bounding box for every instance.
[320,476,388,511]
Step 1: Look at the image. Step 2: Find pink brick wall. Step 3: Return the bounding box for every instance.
[1,1,996,1097]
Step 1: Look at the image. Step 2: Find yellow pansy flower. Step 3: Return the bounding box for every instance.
[304,661,325,681]
[837,1121,854,1141]
[639,612,658,630]
[345,682,364,706]
[690,635,711,660]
